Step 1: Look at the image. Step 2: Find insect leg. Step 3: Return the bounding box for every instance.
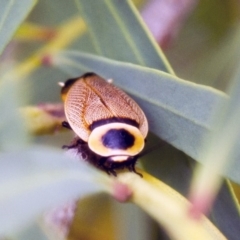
[98,157,117,176]
[62,121,72,130]
[127,156,143,177]
[62,137,86,149]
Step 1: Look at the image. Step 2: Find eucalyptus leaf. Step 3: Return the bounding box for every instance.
[0,146,104,235]
[53,51,226,164]
[143,138,240,240]
[28,0,77,26]
[112,200,154,240]
[11,222,49,240]
[75,0,174,73]
[0,78,29,150]
[0,0,37,55]
[210,181,240,240]
[196,65,240,184]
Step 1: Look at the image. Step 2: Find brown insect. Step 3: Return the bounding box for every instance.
[60,72,148,176]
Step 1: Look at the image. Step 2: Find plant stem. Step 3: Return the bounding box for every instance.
[3,16,86,81]
[113,170,226,240]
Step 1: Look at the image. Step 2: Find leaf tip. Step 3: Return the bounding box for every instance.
[112,180,132,202]
[188,191,214,219]
[41,54,53,66]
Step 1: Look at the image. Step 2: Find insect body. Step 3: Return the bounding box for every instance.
[60,72,148,175]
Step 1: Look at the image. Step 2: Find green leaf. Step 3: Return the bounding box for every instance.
[193,65,240,184]
[74,0,174,73]
[0,78,29,150]
[0,0,37,55]
[52,51,226,163]
[210,181,240,240]
[112,198,155,240]
[11,222,49,240]
[143,138,240,239]
[0,147,104,235]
